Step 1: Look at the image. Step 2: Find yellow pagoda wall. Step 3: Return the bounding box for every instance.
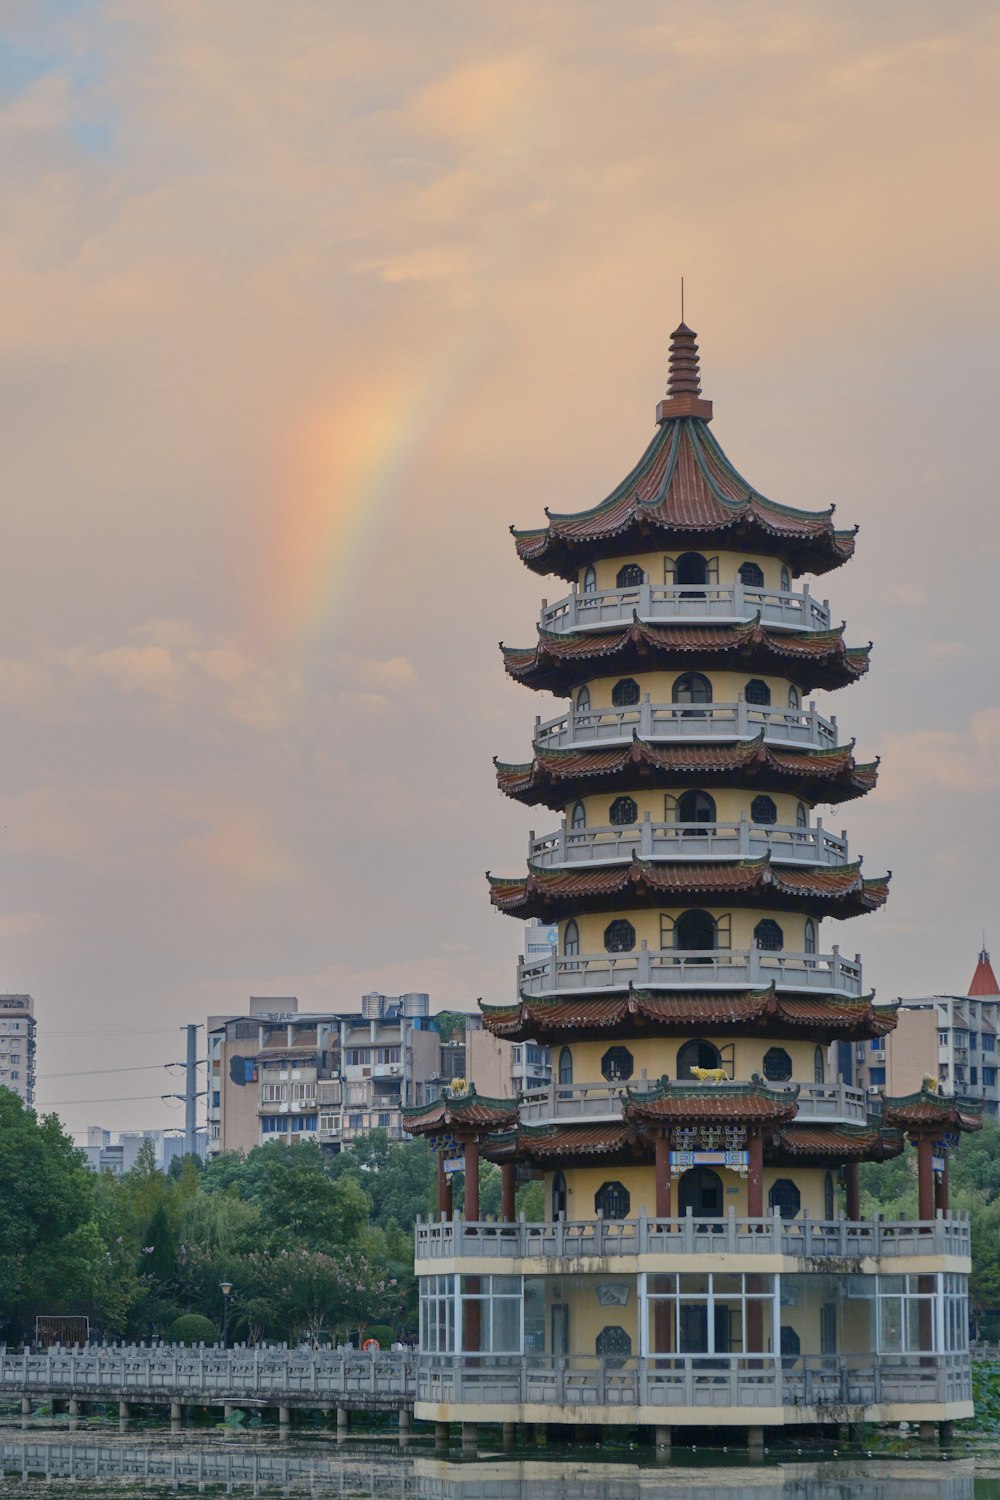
[564,1035,825,1085]
[564,789,817,824]
[549,1164,833,1222]
[579,551,791,591]
[578,669,803,709]
[561,908,818,952]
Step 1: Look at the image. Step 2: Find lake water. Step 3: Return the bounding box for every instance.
[1,1419,998,1499]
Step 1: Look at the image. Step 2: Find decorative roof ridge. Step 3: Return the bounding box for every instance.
[540,424,670,525]
[627,1076,800,1104]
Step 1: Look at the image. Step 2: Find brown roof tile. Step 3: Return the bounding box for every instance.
[624,1079,799,1125]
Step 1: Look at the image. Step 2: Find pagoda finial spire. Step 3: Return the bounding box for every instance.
[656,310,713,424]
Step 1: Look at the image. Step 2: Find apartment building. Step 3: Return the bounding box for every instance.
[80,1126,209,1174]
[207,993,543,1158]
[856,945,1000,1116]
[0,994,36,1107]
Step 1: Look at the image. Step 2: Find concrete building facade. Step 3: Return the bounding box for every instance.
[0,994,36,1108]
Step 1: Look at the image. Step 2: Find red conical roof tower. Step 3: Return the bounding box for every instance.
[969,943,1000,997]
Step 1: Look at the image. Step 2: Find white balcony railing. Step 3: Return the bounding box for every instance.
[518,944,863,998]
[529,816,849,868]
[517,1079,869,1127]
[534,699,837,752]
[539,581,831,635]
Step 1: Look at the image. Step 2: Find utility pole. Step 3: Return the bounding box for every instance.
[184,1023,198,1158]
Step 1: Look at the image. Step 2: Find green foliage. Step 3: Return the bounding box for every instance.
[170,1313,219,1345]
[432,1011,467,1043]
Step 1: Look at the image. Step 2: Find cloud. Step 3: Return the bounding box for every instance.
[879,710,1000,802]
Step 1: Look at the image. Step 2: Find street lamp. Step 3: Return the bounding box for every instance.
[220,1281,233,1347]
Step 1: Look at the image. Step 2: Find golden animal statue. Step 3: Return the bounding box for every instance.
[448,1078,469,1096]
[922,1074,939,1094]
[689,1066,731,1083]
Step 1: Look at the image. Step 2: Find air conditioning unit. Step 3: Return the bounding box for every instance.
[389,1064,401,1075]
[867,1085,881,1095]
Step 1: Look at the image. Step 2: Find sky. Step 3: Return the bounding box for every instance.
[2,0,999,1137]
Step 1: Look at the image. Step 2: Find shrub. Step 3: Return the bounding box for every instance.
[169,1313,219,1346]
[361,1324,394,1348]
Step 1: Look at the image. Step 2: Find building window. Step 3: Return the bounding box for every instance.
[754,918,784,951]
[595,1325,632,1365]
[769,1179,801,1220]
[576,685,590,712]
[676,552,708,586]
[677,1039,722,1080]
[603,919,636,953]
[611,677,640,707]
[564,919,580,957]
[616,564,644,588]
[763,1047,792,1082]
[796,801,808,828]
[814,1045,826,1083]
[984,1036,996,1053]
[261,1116,287,1134]
[971,1067,979,1086]
[672,671,712,705]
[739,561,764,588]
[349,1113,364,1129]
[804,918,817,955]
[378,1112,392,1127]
[938,1030,949,1046]
[552,1170,567,1219]
[824,1172,836,1221]
[558,1047,573,1086]
[984,1068,997,1086]
[745,678,771,706]
[750,795,777,826]
[788,685,801,710]
[780,565,791,592]
[319,1113,341,1133]
[601,1046,634,1082]
[868,1067,886,1086]
[570,801,586,830]
[583,565,597,593]
[677,789,715,827]
[609,795,638,826]
[595,1181,631,1220]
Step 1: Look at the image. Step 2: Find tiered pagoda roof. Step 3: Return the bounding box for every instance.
[502,619,871,695]
[771,1124,904,1164]
[496,736,880,809]
[488,857,890,921]
[511,384,857,582]
[484,1121,645,1168]
[401,1088,518,1136]
[480,987,898,1043]
[882,1087,983,1136]
[623,1078,800,1126]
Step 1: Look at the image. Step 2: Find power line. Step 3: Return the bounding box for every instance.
[35,1093,180,1106]
[36,1064,177,1080]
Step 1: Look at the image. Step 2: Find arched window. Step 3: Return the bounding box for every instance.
[739,561,765,588]
[745,678,771,706]
[563,920,580,957]
[595,1181,630,1220]
[552,1170,568,1219]
[678,1165,723,1216]
[824,1170,835,1220]
[677,789,715,828]
[576,685,590,712]
[570,801,586,831]
[601,1046,634,1081]
[769,1179,801,1220]
[814,1045,826,1084]
[804,918,817,955]
[780,565,791,593]
[603,919,636,953]
[609,795,638,826]
[616,564,644,588]
[751,795,778,826]
[672,672,712,705]
[558,1047,573,1086]
[763,1046,792,1082]
[754,918,784,951]
[788,685,801,711]
[583,565,597,594]
[676,552,708,585]
[675,909,717,951]
[677,1039,722,1080]
[611,677,640,707]
[796,801,809,829]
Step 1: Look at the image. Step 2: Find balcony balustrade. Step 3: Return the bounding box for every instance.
[539,580,831,635]
[414,1212,970,1264]
[534,699,837,752]
[529,815,848,869]
[517,944,863,998]
[517,1079,869,1127]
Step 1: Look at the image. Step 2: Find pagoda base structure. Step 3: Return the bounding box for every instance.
[407,321,981,1440]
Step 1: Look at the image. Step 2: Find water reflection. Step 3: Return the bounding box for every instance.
[0,1431,984,1500]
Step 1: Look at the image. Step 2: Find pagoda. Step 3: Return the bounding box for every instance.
[405,323,978,1447]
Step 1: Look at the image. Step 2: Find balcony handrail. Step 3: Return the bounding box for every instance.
[539,582,831,635]
[529,816,849,868]
[534,699,838,752]
[517,943,863,997]
[518,1078,868,1126]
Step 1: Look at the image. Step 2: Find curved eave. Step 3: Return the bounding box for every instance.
[882,1090,984,1135]
[487,858,891,921]
[771,1125,905,1165]
[501,620,870,695]
[401,1092,519,1136]
[482,1121,647,1168]
[512,419,855,582]
[494,737,880,810]
[624,1080,799,1126]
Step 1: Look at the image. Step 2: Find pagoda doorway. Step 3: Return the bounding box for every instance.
[678,1165,724,1217]
[676,1039,722,1080]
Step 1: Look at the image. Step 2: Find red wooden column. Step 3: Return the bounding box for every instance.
[915,1133,935,1220]
[464,1137,480,1220]
[935,1154,950,1214]
[437,1153,453,1217]
[747,1129,764,1218]
[654,1131,672,1219]
[845,1161,860,1220]
[501,1161,516,1221]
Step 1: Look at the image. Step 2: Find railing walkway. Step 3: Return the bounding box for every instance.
[539,582,831,635]
[517,944,864,998]
[534,699,838,752]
